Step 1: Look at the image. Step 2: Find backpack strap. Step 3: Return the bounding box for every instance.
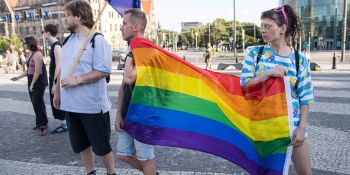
[294,49,300,92]
[294,49,300,74]
[91,32,104,48]
[256,46,264,64]
[62,33,73,46]
[90,32,110,83]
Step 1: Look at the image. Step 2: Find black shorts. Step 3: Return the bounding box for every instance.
[65,111,112,156]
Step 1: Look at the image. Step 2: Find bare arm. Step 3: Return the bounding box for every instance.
[53,45,62,81]
[123,56,136,84]
[291,104,309,146]
[53,72,61,109]
[29,52,44,90]
[115,81,126,131]
[114,56,136,131]
[11,71,27,81]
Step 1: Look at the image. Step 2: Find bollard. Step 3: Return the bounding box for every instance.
[332,52,336,69]
[183,55,186,61]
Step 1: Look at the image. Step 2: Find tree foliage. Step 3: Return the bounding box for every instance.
[157,18,261,50]
[0,35,24,54]
[0,36,10,54]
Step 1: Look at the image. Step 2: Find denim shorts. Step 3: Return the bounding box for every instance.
[116,131,155,161]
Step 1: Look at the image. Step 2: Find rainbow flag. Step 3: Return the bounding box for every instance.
[124,38,294,175]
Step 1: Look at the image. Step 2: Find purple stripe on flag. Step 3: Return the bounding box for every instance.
[125,119,282,175]
[108,0,140,16]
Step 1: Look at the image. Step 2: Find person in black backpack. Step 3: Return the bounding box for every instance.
[240,5,314,175]
[43,24,67,134]
[52,1,115,175]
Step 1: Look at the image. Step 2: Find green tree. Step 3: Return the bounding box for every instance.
[10,35,23,53]
[178,33,189,46]
[0,36,10,54]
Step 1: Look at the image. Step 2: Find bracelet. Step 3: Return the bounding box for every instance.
[75,76,79,85]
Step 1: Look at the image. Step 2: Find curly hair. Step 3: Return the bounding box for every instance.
[64,0,94,29]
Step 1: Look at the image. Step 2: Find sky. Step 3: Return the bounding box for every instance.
[153,0,279,31]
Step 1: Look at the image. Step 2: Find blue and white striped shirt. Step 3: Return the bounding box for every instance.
[240,44,314,127]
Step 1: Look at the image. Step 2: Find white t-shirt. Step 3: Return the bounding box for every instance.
[60,33,112,114]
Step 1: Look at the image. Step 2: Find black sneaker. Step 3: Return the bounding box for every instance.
[87,170,96,175]
[50,125,67,134]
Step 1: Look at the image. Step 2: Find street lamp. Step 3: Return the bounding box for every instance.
[341,0,348,62]
[195,32,198,51]
[209,24,211,44]
[233,0,237,63]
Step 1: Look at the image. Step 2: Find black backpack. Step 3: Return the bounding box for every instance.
[256,46,299,91]
[62,32,110,83]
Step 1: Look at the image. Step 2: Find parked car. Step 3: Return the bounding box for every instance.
[112,50,127,62]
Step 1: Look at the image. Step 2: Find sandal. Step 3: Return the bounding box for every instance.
[39,125,48,136]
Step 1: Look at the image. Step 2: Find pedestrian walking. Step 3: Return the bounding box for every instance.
[5,48,16,73]
[43,24,67,134]
[115,8,158,175]
[52,0,115,174]
[240,4,314,175]
[11,36,49,136]
[18,51,26,72]
[203,43,213,70]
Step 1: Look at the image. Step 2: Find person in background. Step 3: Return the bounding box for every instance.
[43,24,68,134]
[18,51,27,72]
[11,36,49,136]
[5,48,16,73]
[203,43,213,70]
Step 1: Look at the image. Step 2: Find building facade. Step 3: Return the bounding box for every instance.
[0,0,156,52]
[280,0,350,50]
[181,22,203,32]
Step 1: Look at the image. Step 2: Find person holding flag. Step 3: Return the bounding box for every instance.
[114,8,159,175]
[240,4,314,175]
[52,0,115,174]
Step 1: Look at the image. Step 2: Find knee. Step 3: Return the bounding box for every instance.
[117,155,132,162]
[139,159,155,168]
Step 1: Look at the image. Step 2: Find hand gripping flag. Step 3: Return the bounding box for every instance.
[124,38,294,175]
[108,0,141,16]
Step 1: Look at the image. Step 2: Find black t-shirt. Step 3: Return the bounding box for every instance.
[121,83,135,119]
[49,41,62,79]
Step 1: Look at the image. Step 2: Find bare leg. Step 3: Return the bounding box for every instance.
[139,159,156,175]
[117,155,143,171]
[80,147,95,174]
[292,140,312,175]
[101,151,115,174]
